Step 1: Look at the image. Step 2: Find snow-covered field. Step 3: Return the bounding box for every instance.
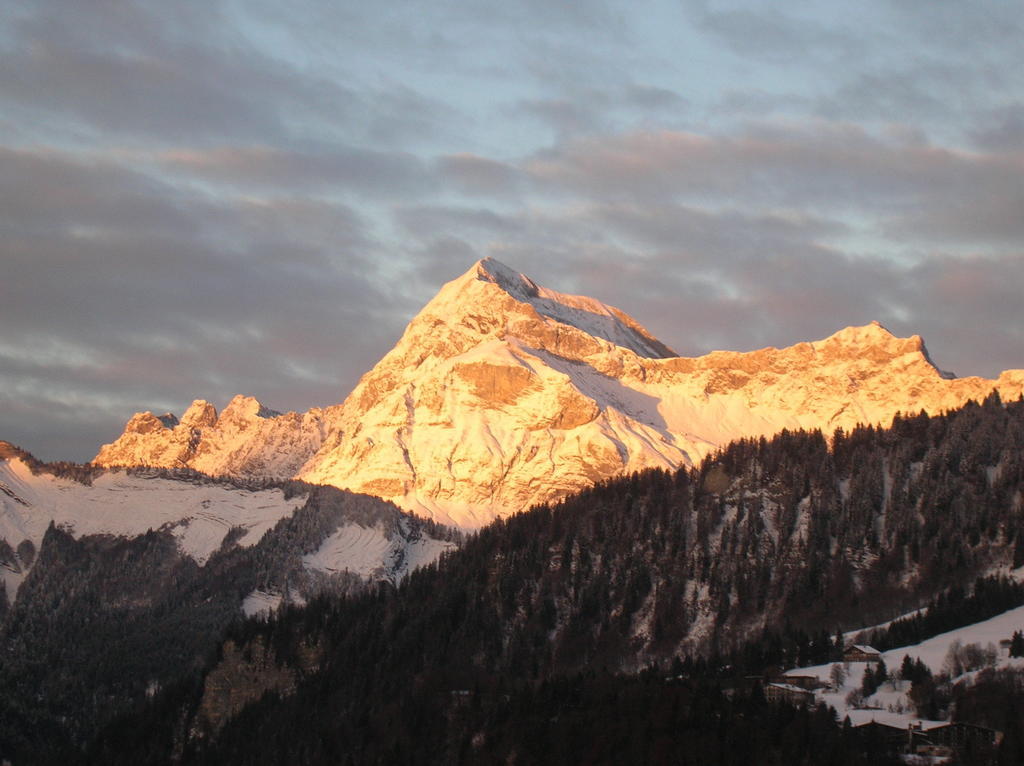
[786,605,1024,729]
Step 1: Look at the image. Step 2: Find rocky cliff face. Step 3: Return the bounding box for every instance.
[295,259,1024,526]
[95,258,1024,528]
[296,258,685,526]
[94,395,327,480]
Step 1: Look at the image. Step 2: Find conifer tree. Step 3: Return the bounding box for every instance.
[900,654,915,683]
[861,665,876,697]
[875,658,888,686]
[1010,630,1024,658]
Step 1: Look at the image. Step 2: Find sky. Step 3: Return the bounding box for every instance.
[2,0,1022,462]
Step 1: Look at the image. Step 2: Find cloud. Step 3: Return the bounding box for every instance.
[519,98,607,138]
[684,0,1022,145]
[0,2,351,146]
[0,0,460,151]
[162,145,434,197]
[436,154,523,197]
[1,0,1021,464]
[394,204,523,238]
[524,123,1024,245]
[0,146,409,460]
[513,84,689,142]
[900,254,1024,378]
[971,104,1024,152]
[684,0,865,65]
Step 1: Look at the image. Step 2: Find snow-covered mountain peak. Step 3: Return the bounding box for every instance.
[95,396,326,479]
[123,411,178,435]
[429,257,676,359]
[180,399,217,428]
[218,394,281,424]
[818,321,921,351]
[817,321,923,358]
[809,321,958,378]
[826,320,895,342]
[298,263,1024,526]
[92,260,1024,528]
[471,257,541,301]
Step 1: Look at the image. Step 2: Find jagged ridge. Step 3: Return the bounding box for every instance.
[95,395,327,479]
[94,259,1024,528]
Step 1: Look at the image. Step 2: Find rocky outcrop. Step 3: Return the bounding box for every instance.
[195,636,322,734]
[94,395,327,480]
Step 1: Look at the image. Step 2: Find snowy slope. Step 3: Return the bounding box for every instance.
[0,459,303,563]
[786,605,1024,729]
[302,519,453,583]
[0,456,456,607]
[0,457,304,601]
[239,521,455,619]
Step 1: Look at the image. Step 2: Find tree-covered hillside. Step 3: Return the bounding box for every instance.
[0,475,454,762]
[83,394,1024,764]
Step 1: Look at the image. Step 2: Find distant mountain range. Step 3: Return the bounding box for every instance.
[80,393,1024,765]
[4,259,1024,763]
[95,257,1024,527]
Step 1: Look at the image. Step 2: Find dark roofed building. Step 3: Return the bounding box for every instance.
[843,644,881,663]
[850,720,909,757]
[764,683,814,706]
[781,674,825,691]
[927,721,1001,750]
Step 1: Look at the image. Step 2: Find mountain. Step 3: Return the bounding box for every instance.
[81,394,1024,765]
[94,395,327,480]
[96,258,1024,528]
[0,448,452,607]
[10,259,1024,762]
[0,443,456,756]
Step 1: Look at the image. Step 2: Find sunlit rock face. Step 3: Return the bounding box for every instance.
[94,395,327,480]
[295,258,1024,527]
[98,258,1024,528]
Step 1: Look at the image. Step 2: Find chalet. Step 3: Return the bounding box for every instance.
[851,718,1002,759]
[906,720,1002,757]
[781,674,825,691]
[926,721,1001,750]
[843,644,881,663]
[764,683,814,706]
[851,720,907,753]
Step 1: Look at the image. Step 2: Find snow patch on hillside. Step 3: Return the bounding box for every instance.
[303,521,455,583]
[241,590,284,618]
[303,524,393,577]
[0,458,304,600]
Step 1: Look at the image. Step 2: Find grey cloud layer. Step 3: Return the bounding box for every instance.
[1,0,1021,461]
[0,147,401,460]
[524,126,1024,246]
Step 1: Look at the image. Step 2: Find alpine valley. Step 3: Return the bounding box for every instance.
[4,259,1024,764]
